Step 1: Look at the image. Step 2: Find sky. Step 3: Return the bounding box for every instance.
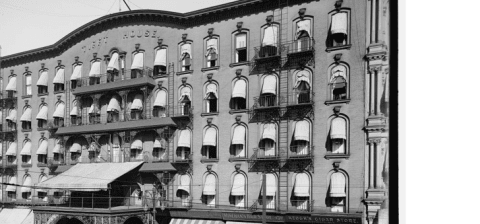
[0,0,236,56]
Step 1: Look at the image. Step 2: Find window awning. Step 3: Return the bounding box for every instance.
[178,129,191,148]
[203,174,216,195]
[180,44,192,60]
[0,111,2,124]
[131,137,143,150]
[53,103,65,118]
[53,139,63,154]
[20,107,32,122]
[21,176,32,193]
[205,83,218,99]
[37,140,48,155]
[295,70,311,89]
[232,125,246,145]
[89,61,101,77]
[53,68,65,84]
[331,12,348,35]
[294,120,310,142]
[0,143,3,157]
[131,52,144,70]
[154,90,167,107]
[131,94,143,110]
[261,75,277,95]
[70,104,79,116]
[331,118,346,139]
[170,219,224,224]
[6,176,17,192]
[261,123,276,141]
[180,87,191,101]
[177,174,191,194]
[88,103,99,114]
[293,173,310,197]
[155,48,167,66]
[69,140,84,153]
[330,172,346,197]
[70,64,82,80]
[0,209,32,224]
[232,79,246,98]
[36,106,48,120]
[203,127,217,146]
[6,142,17,156]
[37,71,49,86]
[296,19,311,38]
[20,141,32,156]
[262,25,278,46]
[330,65,347,83]
[107,96,121,112]
[107,52,120,71]
[205,38,218,56]
[235,33,246,48]
[231,174,245,196]
[261,173,276,196]
[154,138,166,148]
[6,76,16,91]
[37,162,143,191]
[139,162,176,172]
[6,109,17,122]
[37,175,49,193]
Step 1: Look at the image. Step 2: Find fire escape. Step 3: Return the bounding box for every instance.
[0,90,18,204]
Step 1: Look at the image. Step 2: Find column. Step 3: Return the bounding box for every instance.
[368,140,375,188]
[376,69,383,116]
[369,70,375,116]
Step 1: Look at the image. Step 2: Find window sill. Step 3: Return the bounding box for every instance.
[21,129,32,132]
[229,61,250,68]
[229,109,249,114]
[228,157,248,162]
[54,90,65,94]
[37,127,47,131]
[21,163,32,168]
[324,154,350,160]
[326,44,352,52]
[38,93,49,97]
[176,70,193,76]
[201,112,219,117]
[324,99,351,106]
[200,158,219,163]
[37,163,47,167]
[153,73,168,79]
[22,95,32,99]
[201,66,220,72]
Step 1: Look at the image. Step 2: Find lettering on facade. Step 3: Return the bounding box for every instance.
[122,29,158,39]
[285,215,361,224]
[82,37,108,53]
[222,213,283,223]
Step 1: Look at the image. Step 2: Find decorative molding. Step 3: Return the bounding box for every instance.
[266,15,273,24]
[157,38,163,46]
[206,73,214,81]
[10,69,14,75]
[207,28,214,37]
[236,21,243,31]
[235,115,242,124]
[335,0,343,9]
[298,8,306,18]
[334,53,342,63]
[206,118,213,125]
[236,69,242,77]
[235,164,241,171]
[182,33,188,42]
[181,77,188,85]
[333,106,341,115]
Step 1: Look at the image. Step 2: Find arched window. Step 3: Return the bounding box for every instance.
[293,69,312,104]
[328,10,350,47]
[20,105,32,131]
[291,172,312,211]
[37,138,48,164]
[176,174,192,207]
[233,31,248,63]
[6,74,17,98]
[259,123,277,158]
[202,173,217,207]
[6,175,17,199]
[202,126,218,160]
[260,23,280,57]
[204,82,218,113]
[107,94,122,123]
[38,175,49,201]
[0,77,3,92]
[260,74,278,107]
[53,101,65,127]
[89,58,102,85]
[111,134,122,163]
[67,136,88,163]
[53,65,65,92]
[329,64,348,100]
[37,69,49,94]
[20,139,32,165]
[154,46,168,76]
[205,36,219,67]
[130,133,144,161]
[259,173,277,210]
[6,107,17,131]
[70,100,81,126]
[5,139,17,164]
[129,93,144,120]
[21,175,32,200]
[294,17,313,52]
[52,138,64,164]
[329,116,348,154]
[36,104,48,129]
[176,129,191,161]
[290,119,311,156]
[153,89,167,117]
[231,172,247,208]
[231,124,247,158]
[153,137,167,161]
[328,171,348,213]
[25,73,32,96]
[231,78,247,110]
[70,61,83,89]
[179,41,192,71]
[178,85,192,116]
[131,49,145,78]
[107,51,120,82]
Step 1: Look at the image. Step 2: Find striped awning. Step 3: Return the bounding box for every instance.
[294,120,310,142]
[170,219,224,224]
[330,117,346,139]
[20,107,32,122]
[36,106,48,120]
[53,68,65,84]
[53,103,65,118]
[180,44,192,60]
[37,71,49,86]
[36,140,48,155]
[131,137,143,150]
[131,52,144,70]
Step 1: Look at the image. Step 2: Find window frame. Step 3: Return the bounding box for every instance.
[71,62,83,90]
[230,76,248,111]
[326,63,350,103]
[178,85,193,116]
[54,65,65,93]
[37,68,49,95]
[202,172,218,207]
[21,105,32,131]
[230,171,248,209]
[37,138,48,164]
[204,35,220,68]
[24,72,32,97]
[326,170,349,213]
[153,46,168,77]
[290,172,312,211]
[230,123,248,159]
[21,138,32,165]
[37,103,48,129]
[326,115,350,159]
[289,119,312,157]
[327,8,352,50]
[258,122,278,157]
[153,88,168,118]
[203,81,219,114]
[201,125,218,160]
[175,128,192,161]
[178,40,193,73]
[259,73,279,107]
[259,22,280,58]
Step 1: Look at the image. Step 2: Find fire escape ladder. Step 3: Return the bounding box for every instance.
[278,170,289,211]
[65,84,71,127]
[168,62,175,117]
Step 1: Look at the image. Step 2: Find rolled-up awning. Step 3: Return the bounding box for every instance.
[294,120,310,142]
[20,107,32,122]
[205,38,218,56]
[330,117,346,139]
[203,127,217,146]
[131,94,143,110]
[180,44,192,60]
[296,19,311,38]
[178,129,191,148]
[231,173,245,196]
[69,140,83,153]
[203,174,216,195]
[154,90,167,107]
[329,172,346,197]
[6,76,16,91]
[295,70,311,88]
[261,173,276,196]
[36,106,48,120]
[6,109,17,122]
[180,87,191,101]
[154,48,167,66]
[0,209,32,224]
[70,64,82,80]
[36,140,48,155]
[89,61,101,77]
[107,96,121,112]
[107,52,119,71]
[293,173,310,197]
[37,162,143,191]
[170,219,224,224]
[5,176,17,192]
[331,12,348,35]
[37,175,49,193]
[330,65,347,83]
[261,75,277,95]
[53,103,65,118]
[21,176,32,193]
[261,123,276,141]
[20,141,32,156]
[204,83,218,99]
[6,142,17,156]
[53,68,65,84]
[37,71,49,86]
[131,137,143,150]
[154,138,166,148]
[131,52,144,70]
[232,79,246,98]
[139,163,176,172]
[262,25,278,46]
[232,125,246,145]
[177,174,191,194]
[52,139,63,154]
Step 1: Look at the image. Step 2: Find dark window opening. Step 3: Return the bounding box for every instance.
[153,106,167,117]
[259,94,277,107]
[22,121,31,130]
[38,86,48,94]
[154,66,167,76]
[231,97,246,110]
[332,77,347,100]
[89,77,100,86]
[54,117,64,127]
[38,119,47,129]
[54,83,64,92]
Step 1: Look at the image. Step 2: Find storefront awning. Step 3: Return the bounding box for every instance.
[53,103,65,118]
[6,76,16,91]
[331,12,348,35]
[170,219,224,224]
[37,71,49,86]
[6,109,17,122]
[203,127,217,147]
[20,141,32,156]
[70,64,82,80]
[89,61,101,77]
[261,75,277,95]
[131,52,144,70]
[231,174,245,196]
[330,117,346,139]
[131,94,143,110]
[107,52,119,71]
[154,48,167,66]
[294,120,310,142]
[232,125,246,145]
[36,106,48,120]
[5,177,17,192]
[203,174,216,195]
[6,142,17,156]
[177,174,191,194]
[20,176,32,193]
[20,107,32,122]
[178,129,191,148]
[261,123,276,141]
[0,209,32,224]
[20,210,34,224]
[293,173,310,197]
[36,140,48,155]
[37,162,143,191]
[139,163,176,172]
[154,90,167,107]
[232,79,246,98]
[53,68,65,84]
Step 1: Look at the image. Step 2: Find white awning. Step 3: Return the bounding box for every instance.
[0,143,2,156]
[178,129,191,148]
[261,173,276,196]
[36,140,48,155]
[69,140,83,153]
[107,96,121,112]
[53,139,63,154]
[131,52,144,70]
[37,162,143,191]
[6,109,17,122]
[131,94,143,110]
[131,137,143,150]
[6,142,17,156]
[20,141,32,156]
[20,107,32,122]
[331,118,346,139]
[204,83,217,98]
[154,48,167,66]
[262,25,278,46]
[37,175,49,193]
[232,125,246,145]
[107,52,120,71]
[295,70,311,88]
[154,90,167,107]
[89,61,101,77]
[21,176,32,193]
[296,19,311,38]
[330,172,346,197]
[261,123,276,141]
[6,76,16,91]
[180,44,192,60]
[0,111,2,124]
[293,173,310,197]
[36,106,48,120]
[294,120,310,142]
[37,71,49,86]
[232,79,246,98]
[5,177,17,192]
[70,103,79,116]
[203,127,217,146]
[205,38,218,56]
[70,64,82,80]
[331,12,348,35]
[235,33,247,48]
[231,174,245,196]
[203,174,216,195]
[330,65,347,83]
[261,75,277,95]
[177,174,191,194]
[53,103,65,118]
[180,87,191,101]
[0,209,32,224]
[53,68,65,84]
[154,138,166,148]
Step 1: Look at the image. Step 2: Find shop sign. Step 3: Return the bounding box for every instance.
[222,212,284,223]
[170,210,223,220]
[285,215,362,224]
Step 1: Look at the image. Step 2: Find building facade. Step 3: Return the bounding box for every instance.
[0,0,390,224]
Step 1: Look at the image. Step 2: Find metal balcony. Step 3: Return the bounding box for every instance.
[284,91,314,119]
[247,148,281,172]
[283,38,315,69]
